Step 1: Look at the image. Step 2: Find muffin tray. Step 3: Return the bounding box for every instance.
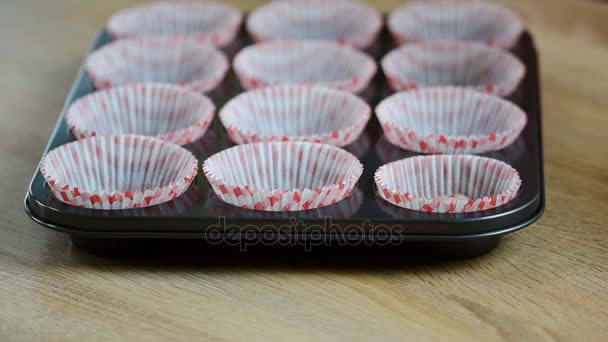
[24,27,544,258]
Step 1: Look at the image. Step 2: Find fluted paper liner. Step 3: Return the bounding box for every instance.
[205,188,363,219]
[40,135,198,210]
[86,37,228,93]
[203,142,363,211]
[220,85,371,146]
[247,0,381,49]
[107,1,243,47]
[66,83,215,146]
[233,40,376,93]
[381,40,525,96]
[388,0,524,48]
[375,154,521,213]
[376,87,527,154]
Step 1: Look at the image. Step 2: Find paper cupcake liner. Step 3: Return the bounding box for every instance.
[375,87,527,154]
[375,191,511,219]
[375,154,521,213]
[66,83,215,146]
[40,135,198,210]
[376,132,527,166]
[86,37,228,93]
[220,85,371,147]
[233,40,376,93]
[44,184,199,217]
[205,188,363,219]
[107,1,242,48]
[247,0,381,49]
[203,141,363,211]
[388,0,524,49]
[381,40,525,96]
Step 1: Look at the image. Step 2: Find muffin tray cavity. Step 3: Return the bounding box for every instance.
[25,26,544,258]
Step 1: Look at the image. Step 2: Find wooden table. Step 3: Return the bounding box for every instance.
[2,0,607,340]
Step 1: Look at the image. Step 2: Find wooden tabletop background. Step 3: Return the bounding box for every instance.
[1,0,607,340]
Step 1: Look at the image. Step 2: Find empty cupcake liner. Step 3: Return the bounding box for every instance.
[107,1,243,48]
[381,40,525,96]
[375,154,521,213]
[40,135,198,210]
[220,85,371,147]
[247,0,381,49]
[233,40,377,93]
[86,37,228,93]
[375,191,509,219]
[205,188,363,219]
[375,87,527,154]
[388,0,524,49]
[66,83,215,146]
[45,183,199,217]
[203,141,363,211]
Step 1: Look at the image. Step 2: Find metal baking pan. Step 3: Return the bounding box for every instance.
[24,27,544,259]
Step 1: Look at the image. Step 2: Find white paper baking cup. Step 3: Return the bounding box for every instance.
[375,154,521,213]
[203,141,363,211]
[66,83,215,146]
[86,37,228,93]
[107,1,243,48]
[247,0,381,49]
[220,85,371,146]
[388,0,524,48]
[40,135,198,210]
[46,183,199,217]
[375,87,527,154]
[233,40,376,93]
[206,188,363,219]
[381,40,525,96]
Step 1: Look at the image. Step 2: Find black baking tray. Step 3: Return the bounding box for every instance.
[24,26,544,259]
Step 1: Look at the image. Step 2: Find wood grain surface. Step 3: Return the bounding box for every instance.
[1,0,608,341]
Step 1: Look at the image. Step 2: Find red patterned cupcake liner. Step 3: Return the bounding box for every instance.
[375,87,527,154]
[107,1,242,48]
[40,135,198,210]
[66,83,215,146]
[375,154,521,213]
[86,37,228,93]
[205,188,363,219]
[381,40,525,96]
[203,142,363,211]
[247,0,381,49]
[220,85,371,147]
[233,40,376,93]
[388,0,524,48]
[44,184,199,217]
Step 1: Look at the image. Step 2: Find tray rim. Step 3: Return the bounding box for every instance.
[25,194,544,240]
